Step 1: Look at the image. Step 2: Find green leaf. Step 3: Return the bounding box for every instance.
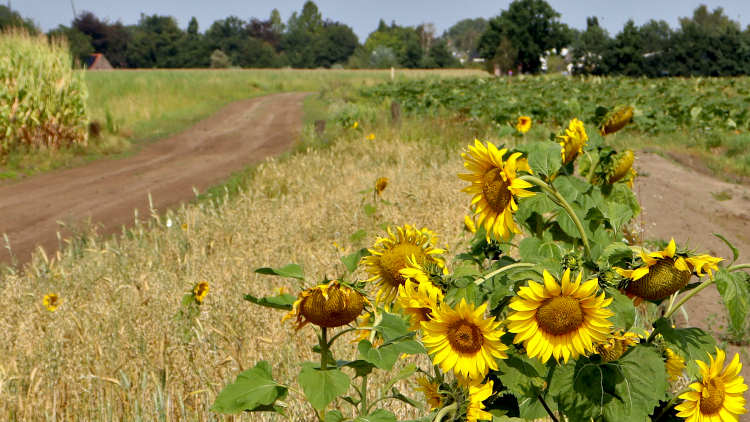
[516,193,557,224]
[211,361,288,414]
[375,311,410,342]
[713,233,739,264]
[350,229,368,243]
[552,175,590,203]
[181,293,195,306]
[652,318,716,378]
[597,242,634,267]
[337,359,376,377]
[254,263,305,280]
[523,141,562,177]
[358,340,400,370]
[606,289,636,331]
[713,269,750,337]
[606,184,640,217]
[549,345,667,421]
[298,364,351,411]
[495,352,547,397]
[364,203,377,216]
[519,237,562,263]
[556,202,589,239]
[601,201,633,233]
[342,248,370,273]
[383,364,417,393]
[325,410,345,422]
[353,409,398,422]
[243,293,297,310]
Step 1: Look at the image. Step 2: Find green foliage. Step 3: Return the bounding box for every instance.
[211,361,288,414]
[243,292,297,310]
[299,363,351,411]
[254,263,305,280]
[714,269,750,341]
[652,318,717,378]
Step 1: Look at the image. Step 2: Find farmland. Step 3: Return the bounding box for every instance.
[1,70,749,421]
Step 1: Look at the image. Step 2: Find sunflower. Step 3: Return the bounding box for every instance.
[366,133,375,141]
[193,281,209,304]
[375,177,389,196]
[516,116,532,134]
[415,376,444,410]
[466,380,494,422]
[608,150,635,184]
[397,279,444,330]
[675,348,747,422]
[421,299,508,381]
[459,140,535,242]
[283,281,366,330]
[616,239,723,303]
[666,348,686,382]
[362,225,446,303]
[558,118,588,164]
[43,293,60,312]
[507,269,614,363]
[595,331,640,362]
[600,106,634,136]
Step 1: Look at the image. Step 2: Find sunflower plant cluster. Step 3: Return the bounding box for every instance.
[212,110,748,422]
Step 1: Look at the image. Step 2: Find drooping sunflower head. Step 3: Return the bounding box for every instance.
[507,269,614,363]
[465,380,494,422]
[600,106,634,136]
[283,281,366,330]
[397,278,444,330]
[616,239,724,303]
[374,177,389,196]
[193,281,209,304]
[558,118,588,164]
[608,150,635,184]
[675,348,747,421]
[516,115,532,134]
[362,225,446,304]
[595,331,640,362]
[459,140,535,242]
[665,348,686,382]
[415,376,444,410]
[43,293,60,312]
[421,299,508,382]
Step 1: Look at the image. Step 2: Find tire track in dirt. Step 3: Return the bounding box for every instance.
[0,92,308,265]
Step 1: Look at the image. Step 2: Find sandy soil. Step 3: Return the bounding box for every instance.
[0,92,307,265]
[635,151,750,410]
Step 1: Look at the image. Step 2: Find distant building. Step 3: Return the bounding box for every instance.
[85,53,113,70]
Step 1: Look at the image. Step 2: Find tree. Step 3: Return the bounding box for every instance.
[126,14,184,68]
[478,0,570,73]
[314,22,358,67]
[427,39,459,68]
[570,17,611,75]
[210,49,230,68]
[178,17,210,68]
[73,11,130,67]
[444,18,488,61]
[0,5,38,33]
[364,22,423,68]
[48,25,94,66]
[603,20,645,76]
[204,16,247,66]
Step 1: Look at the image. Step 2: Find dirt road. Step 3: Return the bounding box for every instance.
[0,92,307,265]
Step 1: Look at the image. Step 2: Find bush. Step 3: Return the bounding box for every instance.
[0,28,88,155]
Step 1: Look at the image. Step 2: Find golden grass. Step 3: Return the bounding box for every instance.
[0,115,497,420]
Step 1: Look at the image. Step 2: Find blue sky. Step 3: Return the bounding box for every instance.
[13,0,750,42]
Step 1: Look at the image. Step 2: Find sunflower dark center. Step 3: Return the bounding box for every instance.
[699,379,725,415]
[481,168,512,212]
[447,320,483,354]
[379,244,425,286]
[536,296,584,336]
[627,258,691,301]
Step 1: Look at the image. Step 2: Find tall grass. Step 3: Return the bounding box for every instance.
[0,29,88,156]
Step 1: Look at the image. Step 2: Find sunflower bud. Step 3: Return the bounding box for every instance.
[600,106,633,136]
[625,258,691,301]
[608,150,634,184]
[375,177,389,196]
[595,332,639,362]
[284,281,366,330]
[561,253,580,272]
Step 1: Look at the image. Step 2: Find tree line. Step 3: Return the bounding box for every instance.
[3,0,750,76]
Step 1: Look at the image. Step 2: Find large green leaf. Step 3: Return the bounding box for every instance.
[254,263,305,280]
[549,345,667,421]
[298,363,351,411]
[601,201,633,233]
[556,202,588,239]
[597,242,634,267]
[495,352,547,397]
[523,141,562,177]
[342,248,370,273]
[211,361,287,414]
[714,269,750,336]
[375,311,410,342]
[243,292,296,310]
[606,289,636,331]
[353,409,398,422]
[552,175,590,203]
[652,318,716,378]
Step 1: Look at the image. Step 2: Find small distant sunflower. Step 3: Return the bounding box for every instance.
[421,299,508,382]
[415,376,444,410]
[352,121,359,129]
[397,278,444,330]
[507,269,614,363]
[463,215,477,233]
[616,239,723,303]
[558,118,588,164]
[374,177,389,196]
[516,116,532,134]
[366,133,376,141]
[362,225,446,303]
[675,348,747,422]
[666,348,686,382]
[193,281,209,304]
[459,140,535,242]
[466,380,494,422]
[283,281,366,330]
[600,106,634,136]
[595,331,640,362]
[43,293,60,312]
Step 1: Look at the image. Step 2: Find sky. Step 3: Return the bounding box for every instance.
[11,0,750,42]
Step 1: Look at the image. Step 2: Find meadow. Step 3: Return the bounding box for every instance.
[1,69,749,421]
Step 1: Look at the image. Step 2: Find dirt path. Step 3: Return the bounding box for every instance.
[634,151,750,404]
[0,92,308,265]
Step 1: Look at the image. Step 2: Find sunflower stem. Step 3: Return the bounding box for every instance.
[537,394,559,422]
[654,386,692,421]
[664,278,715,321]
[319,327,329,371]
[433,402,457,422]
[585,153,600,183]
[474,262,536,285]
[360,374,368,416]
[327,327,357,347]
[727,263,750,272]
[521,175,592,259]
